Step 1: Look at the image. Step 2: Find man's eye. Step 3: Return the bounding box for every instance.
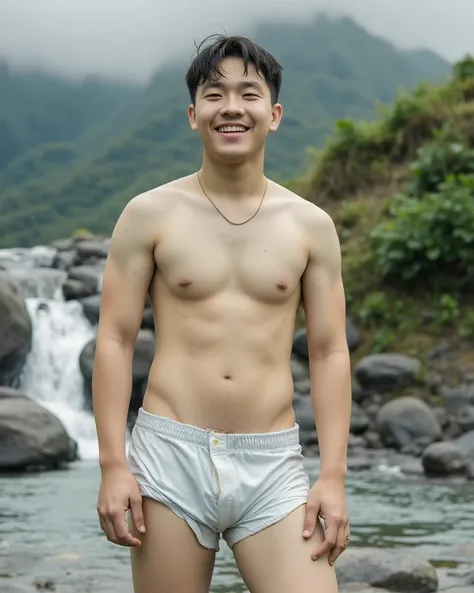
[206,94,221,99]
[244,93,259,99]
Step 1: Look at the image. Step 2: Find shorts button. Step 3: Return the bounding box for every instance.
[211,438,219,446]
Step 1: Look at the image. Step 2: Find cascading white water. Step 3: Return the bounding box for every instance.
[1,246,99,460]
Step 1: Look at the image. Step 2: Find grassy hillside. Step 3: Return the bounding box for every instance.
[0,15,451,248]
[298,55,474,379]
[0,60,138,175]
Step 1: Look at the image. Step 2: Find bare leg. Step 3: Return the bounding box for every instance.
[233,504,338,593]
[129,498,216,593]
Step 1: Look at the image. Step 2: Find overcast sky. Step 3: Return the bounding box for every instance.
[0,0,473,84]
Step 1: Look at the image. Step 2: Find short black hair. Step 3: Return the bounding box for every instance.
[185,34,283,105]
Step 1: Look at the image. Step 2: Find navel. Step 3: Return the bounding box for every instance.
[277,282,288,291]
[223,375,232,381]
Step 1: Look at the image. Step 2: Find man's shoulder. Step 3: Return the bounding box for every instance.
[272,182,334,230]
[123,174,194,218]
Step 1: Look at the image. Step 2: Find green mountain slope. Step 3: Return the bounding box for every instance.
[0,59,139,173]
[0,15,451,247]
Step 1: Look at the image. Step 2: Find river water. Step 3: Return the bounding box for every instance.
[1,247,473,592]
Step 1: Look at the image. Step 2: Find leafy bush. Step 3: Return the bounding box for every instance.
[370,174,474,283]
[453,55,474,82]
[409,141,474,195]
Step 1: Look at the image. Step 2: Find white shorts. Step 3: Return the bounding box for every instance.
[127,408,310,550]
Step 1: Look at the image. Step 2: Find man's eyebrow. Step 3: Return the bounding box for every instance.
[201,80,264,92]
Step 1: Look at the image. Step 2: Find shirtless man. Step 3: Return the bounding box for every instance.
[93,34,351,593]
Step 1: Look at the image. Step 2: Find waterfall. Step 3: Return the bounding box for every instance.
[1,246,99,460]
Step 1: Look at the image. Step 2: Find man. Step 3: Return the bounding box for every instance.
[93,34,351,593]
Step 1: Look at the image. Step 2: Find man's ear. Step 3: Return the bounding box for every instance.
[188,104,198,131]
[269,103,283,133]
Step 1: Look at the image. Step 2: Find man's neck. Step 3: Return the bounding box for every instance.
[198,152,267,200]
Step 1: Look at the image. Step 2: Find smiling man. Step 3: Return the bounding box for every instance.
[93,34,351,593]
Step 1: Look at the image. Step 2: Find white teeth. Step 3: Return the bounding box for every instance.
[217,126,247,133]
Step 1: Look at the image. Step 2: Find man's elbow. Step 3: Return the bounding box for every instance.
[307,335,350,362]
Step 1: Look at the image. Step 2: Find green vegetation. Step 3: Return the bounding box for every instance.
[0,59,137,174]
[0,15,450,247]
[310,56,474,368]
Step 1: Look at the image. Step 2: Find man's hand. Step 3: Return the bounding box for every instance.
[97,466,145,547]
[302,476,350,565]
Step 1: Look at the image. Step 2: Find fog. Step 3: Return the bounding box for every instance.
[1,0,473,84]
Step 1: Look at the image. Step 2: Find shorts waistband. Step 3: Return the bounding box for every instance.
[134,408,300,450]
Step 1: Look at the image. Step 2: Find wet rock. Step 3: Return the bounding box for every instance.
[457,405,474,433]
[79,330,156,415]
[62,279,96,301]
[350,403,370,435]
[442,385,474,415]
[455,430,474,459]
[400,457,424,475]
[347,456,373,471]
[33,577,56,591]
[335,548,438,593]
[67,265,103,294]
[79,294,102,324]
[375,396,442,455]
[52,250,77,271]
[0,278,32,386]
[50,238,74,251]
[363,431,384,449]
[421,442,468,477]
[0,387,78,471]
[75,240,109,262]
[355,354,422,393]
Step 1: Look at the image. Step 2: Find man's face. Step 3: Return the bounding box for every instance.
[188,57,283,162]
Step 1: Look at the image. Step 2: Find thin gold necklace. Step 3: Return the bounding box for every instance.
[197,172,268,226]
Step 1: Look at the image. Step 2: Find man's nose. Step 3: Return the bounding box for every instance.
[220,96,245,116]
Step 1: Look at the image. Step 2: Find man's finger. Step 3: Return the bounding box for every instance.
[328,524,348,565]
[112,511,142,547]
[311,523,337,561]
[302,503,320,538]
[130,495,146,534]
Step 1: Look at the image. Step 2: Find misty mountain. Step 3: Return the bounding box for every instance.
[0,15,451,247]
[0,59,139,172]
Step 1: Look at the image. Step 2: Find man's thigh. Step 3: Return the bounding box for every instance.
[129,497,216,593]
[232,504,339,593]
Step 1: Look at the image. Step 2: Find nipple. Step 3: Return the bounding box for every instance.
[277,282,288,291]
[179,279,193,288]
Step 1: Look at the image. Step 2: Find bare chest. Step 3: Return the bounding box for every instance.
[154,214,307,303]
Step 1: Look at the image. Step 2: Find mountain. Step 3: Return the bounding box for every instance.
[0,60,139,174]
[0,15,452,247]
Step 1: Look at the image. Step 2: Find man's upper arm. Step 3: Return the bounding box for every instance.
[97,195,156,345]
[300,205,347,359]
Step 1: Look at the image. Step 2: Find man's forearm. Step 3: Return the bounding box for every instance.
[309,349,352,479]
[92,338,134,470]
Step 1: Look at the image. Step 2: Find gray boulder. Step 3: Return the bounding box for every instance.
[421,441,468,477]
[375,396,442,455]
[335,548,438,593]
[0,387,78,471]
[355,354,421,393]
[0,279,32,386]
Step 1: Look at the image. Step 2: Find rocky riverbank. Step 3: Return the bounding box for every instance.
[0,236,474,481]
[0,547,472,593]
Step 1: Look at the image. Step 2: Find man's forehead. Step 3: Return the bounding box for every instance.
[208,57,261,81]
